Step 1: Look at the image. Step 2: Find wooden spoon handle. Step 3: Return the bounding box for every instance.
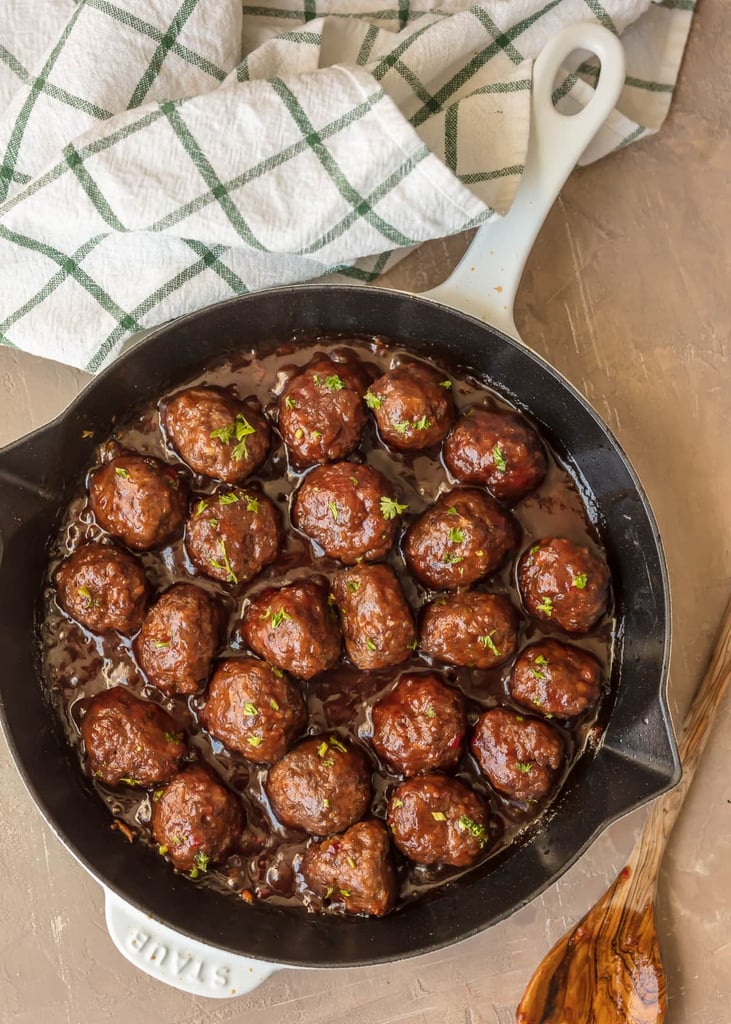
[628,596,731,892]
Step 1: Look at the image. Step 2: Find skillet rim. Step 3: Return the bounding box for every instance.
[0,283,678,967]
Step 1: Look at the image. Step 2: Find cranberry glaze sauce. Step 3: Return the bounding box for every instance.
[39,335,614,916]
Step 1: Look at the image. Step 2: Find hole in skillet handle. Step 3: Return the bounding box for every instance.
[550,48,602,114]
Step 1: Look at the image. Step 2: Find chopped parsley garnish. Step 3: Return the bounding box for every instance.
[346,580,360,593]
[158,844,169,856]
[347,856,356,869]
[324,886,334,899]
[245,495,259,514]
[231,416,256,461]
[477,632,500,656]
[492,444,507,473]
[209,539,238,584]
[339,889,351,897]
[269,698,280,711]
[323,798,330,808]
[365,638,377,652]
[393,421,410,435]
[532,669,546,681]
[208,517,219,528]
[317,741,329,758]
[364,392,382,410]
[114,467,130,479]
[219,492,239,505]
[457,815,488,846]
[294,428,304,439]
[119,776,139,787]
[328,500,338,521]
[392,798,403,808]
[284,396,296,409]
[407,638,418,650]
[189,851,210,879]
[573,573,588,589]
[350,476,359,487]
[194,498,209,516]
[210,422,234,444]
[447,527,465,544]
[380,496,408,520]
[313,374,324,387]
[152,788,164,802]
[443,552,463,565]
[248,735,264,748]
[535,655,548,665]
[536,596,553,616]
[266,607,292,629]
[329,736,347,753]
[312,430,322,440]
[211,414,256,461]
[76,585,94,603]
[532,697,542,706]
[414,416,431,431]
[244,702,258,716]
[516,762,533,773]
[545,713,554,720]
[439,380,452,389]
[425,707,436,719]
[431,811,447,821]
[325,374,345,391]
[446,506,458,516]
[163,731,182,743]
[530,544,540,556]
[271,666,283,678]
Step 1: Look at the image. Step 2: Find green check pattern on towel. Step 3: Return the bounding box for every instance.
[0,0,694,371]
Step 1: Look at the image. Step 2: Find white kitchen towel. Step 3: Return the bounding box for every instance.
[0,0,694,372]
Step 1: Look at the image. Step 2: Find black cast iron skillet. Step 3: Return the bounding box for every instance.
[0,24,678,976]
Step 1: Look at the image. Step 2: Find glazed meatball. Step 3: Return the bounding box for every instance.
[88,452,187,551]
[55,542,148,635]
[241,578,341,679]
[509,639,602,718]
[387,774,490,866]
[371,673,466,776]
[200,656,306,763]
[332,564,416,670]
[278,355,369,467]
[419,591,518,670]
[185,487,282,585]
[293,461,401,564]
[162,385,270,483]
[443,408,547,502]
[471,707,564,802]
[518,537,610,633]
[81,686,186,787]
[301,820,397,916]
[404,489,518,590]
[366,363,455,450]
[266,734,372,836]
[151,764,242,873]
[134,583,222,695]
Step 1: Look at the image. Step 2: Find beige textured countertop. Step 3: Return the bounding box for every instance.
[1,2,729,1021]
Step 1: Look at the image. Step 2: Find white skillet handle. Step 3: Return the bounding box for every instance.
[424,22,626,337]
[104,887,280,998]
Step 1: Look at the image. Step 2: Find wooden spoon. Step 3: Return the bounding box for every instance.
[516,599,731,1024]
